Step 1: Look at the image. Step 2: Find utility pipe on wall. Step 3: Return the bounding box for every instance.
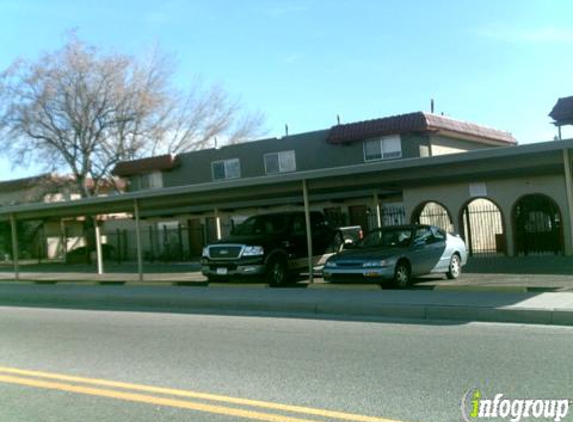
[373,191,382,229]
[215,208,222,240]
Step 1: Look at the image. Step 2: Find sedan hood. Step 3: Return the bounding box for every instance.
[329,246,407,262]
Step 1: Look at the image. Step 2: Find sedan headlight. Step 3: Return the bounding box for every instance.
[242,246,264,256]
[363,260,388,268]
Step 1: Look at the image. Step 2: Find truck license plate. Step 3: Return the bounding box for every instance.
[216,267,228,275]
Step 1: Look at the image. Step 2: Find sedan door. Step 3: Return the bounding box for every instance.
[410,227,447,275]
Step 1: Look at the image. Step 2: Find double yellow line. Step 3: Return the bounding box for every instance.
[0,366,404,422]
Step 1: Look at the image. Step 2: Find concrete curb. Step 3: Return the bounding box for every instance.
[433,285,529,293]
[307,283,382,290]
[425,306,553,325]
[208,282,269,289]
[0,278,570,295]
[0,278,568,294]
[0,284,572,327]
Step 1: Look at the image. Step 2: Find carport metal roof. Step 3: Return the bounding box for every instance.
[0,138,571,222]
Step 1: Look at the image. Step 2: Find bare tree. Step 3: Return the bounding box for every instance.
[0,35,264,197]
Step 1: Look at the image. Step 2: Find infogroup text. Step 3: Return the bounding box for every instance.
[462,389,570,422]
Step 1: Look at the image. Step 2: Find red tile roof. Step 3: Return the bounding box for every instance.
[0,173,62,193]
[0,173,125,194]
[327,112,516,145]
[549,96,573,124]
[112,154,179,177]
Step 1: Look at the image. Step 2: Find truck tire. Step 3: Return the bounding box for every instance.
[267,256,288,286]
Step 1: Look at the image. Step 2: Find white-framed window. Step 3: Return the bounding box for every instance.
[212,158,241,181]
[140,171,163,189]
[264,150,296,175]
[363,135,402,161]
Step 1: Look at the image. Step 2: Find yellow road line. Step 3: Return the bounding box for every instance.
[0,366,404,422]
[0,374,315,422]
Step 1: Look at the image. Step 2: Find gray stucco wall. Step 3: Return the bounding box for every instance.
[163,129,360,186]
[125,131,502,191]
[142,131,434,189]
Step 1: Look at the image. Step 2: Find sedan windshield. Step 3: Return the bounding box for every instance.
[360,228,413,248]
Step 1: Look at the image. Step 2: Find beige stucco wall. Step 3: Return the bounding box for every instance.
[403,174,572,255]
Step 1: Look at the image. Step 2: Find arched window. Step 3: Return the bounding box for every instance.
[461,198,505,256]
[412,201,453,233]
[513,194,563,255]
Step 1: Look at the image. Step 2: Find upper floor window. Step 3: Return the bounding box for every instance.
[140,171,163,189]
[212,158,241,181]
[363,135,402,161]
[264,150,296,174]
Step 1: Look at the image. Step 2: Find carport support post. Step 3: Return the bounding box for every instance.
[94,217,104,275]
[134,199,144,281]
[564,148,573,255]
[373,191,382,228]
[302,179,314,283]
[10,214,19,281]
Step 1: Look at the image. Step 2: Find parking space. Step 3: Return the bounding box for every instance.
[0,256,571,292]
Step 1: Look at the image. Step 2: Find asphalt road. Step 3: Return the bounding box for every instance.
[0,306,572,422]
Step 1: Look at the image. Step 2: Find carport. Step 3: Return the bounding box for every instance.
[0,174,399,283]
[1,138,572,281]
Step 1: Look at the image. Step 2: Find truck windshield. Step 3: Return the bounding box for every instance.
[233,214,290,236]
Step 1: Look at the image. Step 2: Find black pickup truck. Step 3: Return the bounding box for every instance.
[201,211,342,285]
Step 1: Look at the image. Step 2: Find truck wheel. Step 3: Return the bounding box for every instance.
[267,257,288,286]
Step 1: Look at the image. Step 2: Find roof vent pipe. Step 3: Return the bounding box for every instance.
[430,99,435,114]
[285,124,289,137]
[337,114,341,125]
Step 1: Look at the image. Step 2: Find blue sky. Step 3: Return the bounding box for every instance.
[1,0,573,180]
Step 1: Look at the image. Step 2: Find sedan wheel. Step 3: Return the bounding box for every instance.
[446,254,461,279]
[393,261,411,288]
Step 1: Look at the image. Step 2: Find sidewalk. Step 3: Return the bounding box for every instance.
[0,282,572,327]
[0,256,571,327]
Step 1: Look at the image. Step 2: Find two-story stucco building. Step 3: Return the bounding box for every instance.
[110,111,542,260]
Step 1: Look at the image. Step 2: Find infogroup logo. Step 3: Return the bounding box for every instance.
[461,388,570,422]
